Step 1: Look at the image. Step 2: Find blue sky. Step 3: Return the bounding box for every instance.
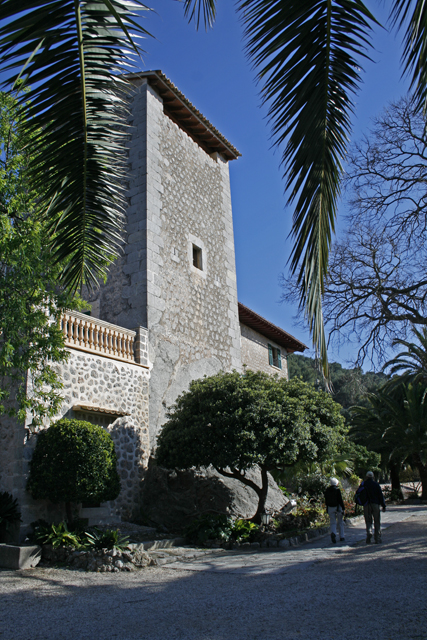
[141,4,410,367]
[137,3,410,369]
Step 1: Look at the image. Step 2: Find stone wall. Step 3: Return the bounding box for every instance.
[146,82,241,446]
[240,323,288,379]
[83,78,242,447]
[0,342,150,537]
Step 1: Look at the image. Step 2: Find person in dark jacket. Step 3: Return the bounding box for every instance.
[361,471,386,544]
[324,477,345,544]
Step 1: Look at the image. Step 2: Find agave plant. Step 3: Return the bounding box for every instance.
[33,521,82,548]
[0,491,22,538]
[84,527,129,550]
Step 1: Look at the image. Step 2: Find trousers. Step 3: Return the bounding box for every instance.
[363,503,382,541]
[328,506,344,538]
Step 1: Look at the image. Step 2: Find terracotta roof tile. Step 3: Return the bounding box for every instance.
[238,302,308,353]
[126,70,241,161]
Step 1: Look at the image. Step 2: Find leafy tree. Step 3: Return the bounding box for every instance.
[27,419,121,524]
[288,353,388,420]
[0,91,77,426]
[156,370,345,522]
[351,381,427,497]
[3,1,427,370]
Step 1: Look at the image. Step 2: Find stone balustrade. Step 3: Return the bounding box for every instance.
[61,310,137,364]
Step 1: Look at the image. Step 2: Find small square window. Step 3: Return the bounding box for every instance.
[193,244,203,270]
[268,344,282,369]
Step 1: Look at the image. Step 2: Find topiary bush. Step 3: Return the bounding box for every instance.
[27,419,120,523]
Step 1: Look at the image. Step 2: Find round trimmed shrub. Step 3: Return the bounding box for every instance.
[27,419,120,519]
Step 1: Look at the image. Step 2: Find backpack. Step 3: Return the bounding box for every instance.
[354,481,369,506]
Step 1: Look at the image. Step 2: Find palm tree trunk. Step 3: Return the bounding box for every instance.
[389,461,403,498]
[65,501,73,526]
[412,454,427,500]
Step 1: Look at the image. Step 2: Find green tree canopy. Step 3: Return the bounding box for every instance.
[351,381,427,497]
[27,419,121,523]
[0,91,78,426]
[288,353,388,421]
[156,370,345,522]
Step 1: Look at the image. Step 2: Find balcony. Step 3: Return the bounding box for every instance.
[60,310,145,366]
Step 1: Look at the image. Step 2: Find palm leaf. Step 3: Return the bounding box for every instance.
[391,0,427,112]
[237,0,378,377]
[183,0,217,29]
[0,0,151,292]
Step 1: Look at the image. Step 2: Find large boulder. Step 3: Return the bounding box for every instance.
[140,463,288,530]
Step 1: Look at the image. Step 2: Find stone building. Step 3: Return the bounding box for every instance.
[85,70,306,443]
[239,303,307,380]
[0,71,306,534]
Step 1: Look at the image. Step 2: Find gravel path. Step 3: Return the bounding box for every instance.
[1,505,426,640]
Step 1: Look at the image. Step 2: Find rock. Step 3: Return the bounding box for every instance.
[278,538,290,548]
[131,550,151,567]
[141,464,288,530]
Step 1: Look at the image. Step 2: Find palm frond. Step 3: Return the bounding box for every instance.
[183,0,217,29]
[0,0,151,292]
[238,0,378,377]
[391,0,427,112]
[386,325,427,385]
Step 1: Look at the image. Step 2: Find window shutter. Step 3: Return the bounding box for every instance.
[277,349,282,369]
[268,344,273,366]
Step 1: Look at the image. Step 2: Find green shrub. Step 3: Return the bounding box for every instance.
[383,487,403,502]
[407,491,420,499]
[275,497,327,533]
[348,474,361,489]
[231,519,259,542]
[185,513,233,545]
[27,419,120,522]
[296,473,330,499]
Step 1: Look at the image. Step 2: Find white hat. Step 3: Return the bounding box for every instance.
[366,471,375,478]
[330,478,339,486]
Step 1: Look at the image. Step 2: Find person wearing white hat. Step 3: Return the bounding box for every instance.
[324,477,345,543]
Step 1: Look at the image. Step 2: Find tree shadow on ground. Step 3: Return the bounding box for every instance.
[1,515,426,640]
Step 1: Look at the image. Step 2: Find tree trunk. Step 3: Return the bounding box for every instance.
[251,467,269,524]
[389,461,403,498]
[65,501,73,526]
[215,465,270,524]
[412,454,427,500]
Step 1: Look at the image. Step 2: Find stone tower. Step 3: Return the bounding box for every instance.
[87,71,242,446]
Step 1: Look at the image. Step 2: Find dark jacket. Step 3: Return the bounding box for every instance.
[324,485,345,511]
[364,478,386,508]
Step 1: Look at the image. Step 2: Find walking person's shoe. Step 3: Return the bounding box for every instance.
[331,532,336,544]
[374,537,382,544]
[366,533,372,544]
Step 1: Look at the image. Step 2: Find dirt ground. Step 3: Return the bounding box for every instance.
[1,506,426,640]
